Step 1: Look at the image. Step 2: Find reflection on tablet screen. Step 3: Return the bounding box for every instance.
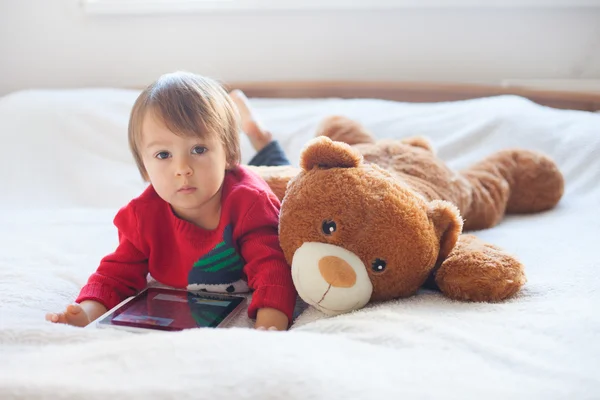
[103,288,244,331]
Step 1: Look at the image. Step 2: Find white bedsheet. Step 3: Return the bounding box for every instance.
[0,89,599,399]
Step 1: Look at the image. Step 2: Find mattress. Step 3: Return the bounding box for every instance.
[0,88,598,399]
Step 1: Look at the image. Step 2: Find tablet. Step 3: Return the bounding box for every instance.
[96,287,246,332]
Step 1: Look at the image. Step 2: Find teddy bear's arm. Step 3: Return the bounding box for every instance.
[246,165,302,202]
[433,234,526,302]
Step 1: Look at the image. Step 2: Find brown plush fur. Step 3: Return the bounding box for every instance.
[254,116,564,305]
[247,165,300,202]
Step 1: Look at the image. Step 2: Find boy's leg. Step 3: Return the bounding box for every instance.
[248,140,291,167]
[229,89,291,166]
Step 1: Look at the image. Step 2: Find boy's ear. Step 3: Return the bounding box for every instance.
[141,168,150,182]
[225,158,236,171]
[427,200,463,261]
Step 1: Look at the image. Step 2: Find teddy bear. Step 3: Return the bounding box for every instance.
[251,116,564,316]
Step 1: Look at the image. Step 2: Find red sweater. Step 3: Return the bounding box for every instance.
[76,166,297,322]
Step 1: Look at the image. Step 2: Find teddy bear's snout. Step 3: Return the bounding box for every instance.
[318,256,356,288]
[291,242,373,315]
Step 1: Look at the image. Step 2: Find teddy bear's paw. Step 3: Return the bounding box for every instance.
[400,137,435,153]
[501,149,565,213]
[435,234,526,302]
[315,116,376,145]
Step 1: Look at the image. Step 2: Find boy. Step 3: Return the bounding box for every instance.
[46,72,295,330]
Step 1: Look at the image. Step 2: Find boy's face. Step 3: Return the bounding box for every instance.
[140,111,228,226]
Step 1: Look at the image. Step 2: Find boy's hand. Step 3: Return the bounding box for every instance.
[46,304,91,327]
[255,307,289,331]
[45,300,107,327]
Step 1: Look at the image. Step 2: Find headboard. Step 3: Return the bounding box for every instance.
[224,81,600,112]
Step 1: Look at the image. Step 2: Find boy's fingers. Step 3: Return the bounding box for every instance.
[46,312,65,324]
[66,304,81,314]
[45,309,90,326]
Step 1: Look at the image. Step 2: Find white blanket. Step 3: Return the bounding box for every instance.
[0,89,599,399]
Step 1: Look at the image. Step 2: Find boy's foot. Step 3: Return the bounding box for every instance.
[229,89,273,152]
[45,304,91,327]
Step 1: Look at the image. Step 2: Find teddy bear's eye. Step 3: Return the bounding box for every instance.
[371,258,387,273]
[322,220,337,235]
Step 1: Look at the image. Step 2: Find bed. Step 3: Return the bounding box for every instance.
[0,82,599,399]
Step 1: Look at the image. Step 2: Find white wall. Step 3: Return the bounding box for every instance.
[1,0,599,95]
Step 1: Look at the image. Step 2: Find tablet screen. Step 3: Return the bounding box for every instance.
[98,288,245,331]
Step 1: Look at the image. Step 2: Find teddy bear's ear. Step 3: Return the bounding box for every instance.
[427,200,464,261]
[300,136,363,171]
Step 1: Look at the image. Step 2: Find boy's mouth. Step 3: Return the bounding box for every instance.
[178,186,197,194]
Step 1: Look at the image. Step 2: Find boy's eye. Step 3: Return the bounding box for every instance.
[155,151,170,160]
[192,146,207,155]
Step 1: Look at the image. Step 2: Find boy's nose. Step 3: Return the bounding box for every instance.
[176,162,193,176]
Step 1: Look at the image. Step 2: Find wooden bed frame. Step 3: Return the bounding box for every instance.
[225,81,600,112]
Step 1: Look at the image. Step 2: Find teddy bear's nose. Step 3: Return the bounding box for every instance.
[318,256,357,288]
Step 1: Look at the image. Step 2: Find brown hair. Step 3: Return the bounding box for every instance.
[128,71,240,181]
